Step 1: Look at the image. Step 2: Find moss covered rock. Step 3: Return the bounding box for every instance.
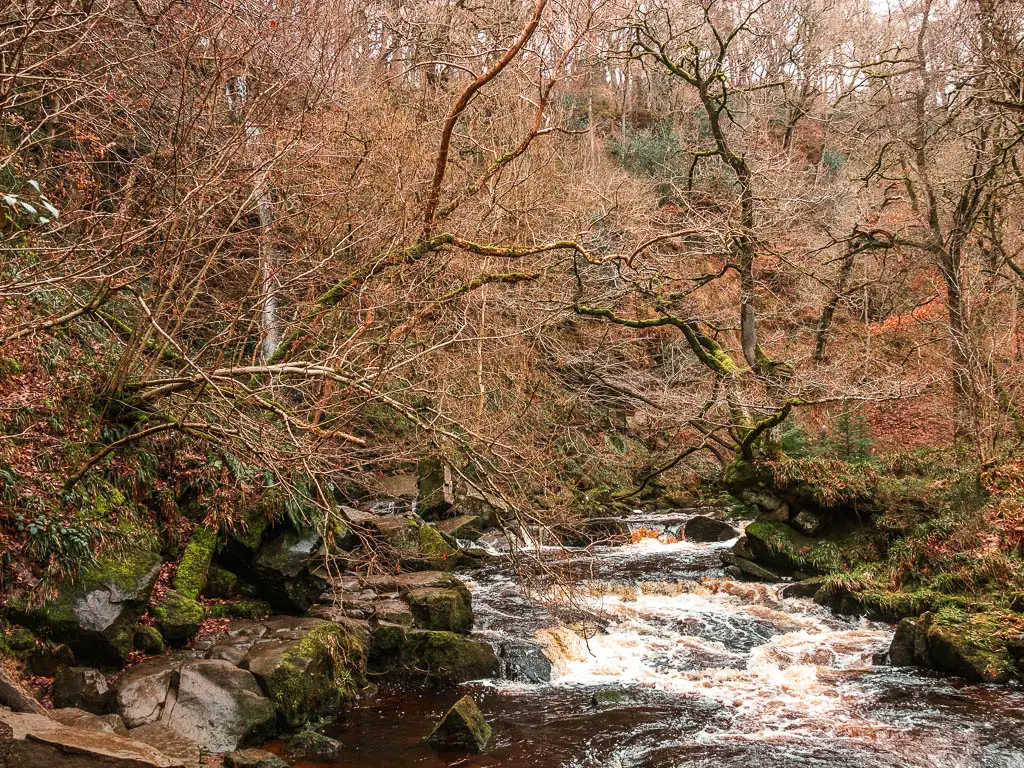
[10,548,161,665]
[402,630,499,685]
[203,564,240,599]
[744,520,841,575]
[425,694,492,753]
[245,618,367,731]
[172,526,216,599]
[133,624,166,655]
[407,587,473,634]
[152,589,205,644]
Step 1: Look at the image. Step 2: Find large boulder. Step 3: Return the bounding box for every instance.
[496,641,552,683]
[0,709,184,768]
[11,550,161,665]
[242,617,367,731]
[886,611,1015,684]
[682,516,736,543]
[49,708,129,737]
[425,695,492,753]
[114,654,189,729]
[455,489,511,529]
[403,630,498,684]
[720,552,782,582]
[163,659,276,753]
[253,528,328,612]
[53,666,111,714]
[406,587,473,634]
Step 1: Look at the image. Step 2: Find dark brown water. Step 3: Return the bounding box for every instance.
[298,512,1024,768]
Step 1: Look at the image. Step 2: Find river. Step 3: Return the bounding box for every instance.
[318,510,1024,768]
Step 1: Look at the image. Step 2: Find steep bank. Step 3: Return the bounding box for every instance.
[721,453,1024,684]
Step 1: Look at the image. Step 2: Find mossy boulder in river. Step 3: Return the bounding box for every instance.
[10,548,162,665]
[887,609,1020,683]
[425,694,492,753]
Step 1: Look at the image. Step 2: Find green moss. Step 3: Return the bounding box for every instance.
[172,526,216,599]
[133,624,165,655]
[152,589,205,643]
[418,524,456,558]
[208,600,271,620]
[401,630,498,684]
[925,607,1021,683]
[266,623,367,730]
[6,626,36,653]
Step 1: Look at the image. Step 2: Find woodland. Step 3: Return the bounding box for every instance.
[2,0,1024,765]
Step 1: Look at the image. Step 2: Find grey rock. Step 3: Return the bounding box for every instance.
[497,641,552,683]
[425,695,492,753]
[114,653,188,728]
[225,748,290,768]
[254,528,328,612]
[129,723,201,768]
[682,515,736,543]
[0,709,184,768]
[164,659,276,753]
[53,666,111,714]
[791,509,827,536]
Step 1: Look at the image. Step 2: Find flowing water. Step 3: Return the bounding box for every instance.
[315,511,1024,768]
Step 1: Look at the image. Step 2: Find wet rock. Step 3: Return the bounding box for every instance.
[114,653,189,728]
[418,457,455,519]
[285,730,342,760]
[129,723,201,768]
[496,641,552,683]
[425,695,492,753]
[243,617,367,731]
[362,570,469,595]
[434,515,483,542]
[406,587,473,634]
[53,666,111,714]
[719,552,782,582]
[925,616,1013,684]
[28,643,75,677]
[888,617,918,667]
[403,630,499,684]
[743,520,820,575]
[153,590,205,644]
[50,707,129,737]
[254,527,328,612]
[779,578,826,599]
[0,709,184,767]
[225,748,290,768]
[10,549,162,666]
[164,659,276,753]
[682,515,736,543]
[812,586,864,616]
[134,624,167,655]
[791,509,828,536]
